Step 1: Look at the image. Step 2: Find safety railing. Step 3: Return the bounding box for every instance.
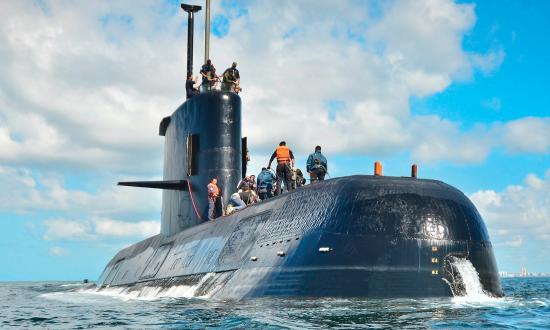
[198,79,239,93]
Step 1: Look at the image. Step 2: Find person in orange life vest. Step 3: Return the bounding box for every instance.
[207,178,221,220]
[267,141,295,195]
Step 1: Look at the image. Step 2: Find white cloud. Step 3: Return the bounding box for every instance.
[94,218,160,237]
[495,235,523,248]
[470,169,550,247]
[43,217,159,241]
[0,165,161,242]
[469,48,506,76]
[44,219,94,241]
[501,117,550,154]
[367,0,475,78]
[0,166,160,215]
[0,0,517,172]
[409,117,494,164]
[48,246,70,257]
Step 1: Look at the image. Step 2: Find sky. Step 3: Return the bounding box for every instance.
[0,0,549,280]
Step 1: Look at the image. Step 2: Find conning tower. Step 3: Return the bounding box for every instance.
[119,2,244,236]
[159,91,242,235]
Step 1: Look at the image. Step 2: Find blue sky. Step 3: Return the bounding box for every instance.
[0,0,549,281]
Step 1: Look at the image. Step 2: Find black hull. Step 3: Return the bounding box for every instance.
[98,175,502,299]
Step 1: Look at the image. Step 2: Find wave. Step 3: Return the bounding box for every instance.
[59,283,88,288]
[40,272,225,303]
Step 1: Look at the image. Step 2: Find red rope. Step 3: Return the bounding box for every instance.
[186,177,204,221]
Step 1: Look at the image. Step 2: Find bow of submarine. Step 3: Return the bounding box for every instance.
[219,175,503,299]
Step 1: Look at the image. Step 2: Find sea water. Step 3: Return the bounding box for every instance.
[1,274,549,328]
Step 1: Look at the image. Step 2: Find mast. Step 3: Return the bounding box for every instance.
[205,0,211,63]
[181,3,202,77]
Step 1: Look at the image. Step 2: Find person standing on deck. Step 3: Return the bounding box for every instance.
[222,62,240,92]
[257,167,276,200]
[207,178,220,220]
[186,74,199,99]
[200,59,216,91]
[306,145,328,183]
[267,141,295,195]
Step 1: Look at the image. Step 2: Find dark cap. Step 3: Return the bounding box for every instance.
[315,145,321,151]
[279,141,286,146]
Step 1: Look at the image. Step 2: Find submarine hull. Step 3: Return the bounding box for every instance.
[98,175,502,299]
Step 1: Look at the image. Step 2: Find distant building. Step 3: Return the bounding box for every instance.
[520,266,528,277]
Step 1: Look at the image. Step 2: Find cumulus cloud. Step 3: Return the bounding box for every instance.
[470,169,550,247]
[501,117,550,154]
[43,218,159,241]
[469,48,506,76]
[0,165,161,241]
[496,235,523,248]
[225,0,489,159]
[0,1,171,173]
[409,117,494,164]
[0,166,160,215]
[0,0,517,174]
[44,219,94,241]
[94,218,160,237]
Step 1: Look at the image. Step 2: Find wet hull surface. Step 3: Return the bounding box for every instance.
[98,176,502,299]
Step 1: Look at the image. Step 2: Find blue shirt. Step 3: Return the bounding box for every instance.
[257,170,275,189]
[200,64,215,83]
[306,151,327,172]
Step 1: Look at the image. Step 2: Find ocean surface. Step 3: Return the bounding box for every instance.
[0,277,549,329]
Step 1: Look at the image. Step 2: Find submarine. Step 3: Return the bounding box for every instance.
[96,2,502,299]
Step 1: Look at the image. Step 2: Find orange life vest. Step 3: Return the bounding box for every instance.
[276,145,291,162]
[207,183,220,197]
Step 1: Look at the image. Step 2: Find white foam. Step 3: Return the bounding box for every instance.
[59,283,87,287]
[446,257,503,306]
[42,273,220,303]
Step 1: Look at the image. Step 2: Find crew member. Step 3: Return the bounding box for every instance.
[267,141,295,195]
[239,184,258,205]
[306,145,328,183]
[185,74,199,99]
[293,168,306,188]
[248,174,257,191]
[230,192,246,212]
[207,178,220,220]
[257,167,276,200]
[200,59,216,90]
[222,62,240,92]
[237,175,251,191]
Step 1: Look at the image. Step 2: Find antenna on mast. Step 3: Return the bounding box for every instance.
[181,3,202,77]
[205,0,211,64]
